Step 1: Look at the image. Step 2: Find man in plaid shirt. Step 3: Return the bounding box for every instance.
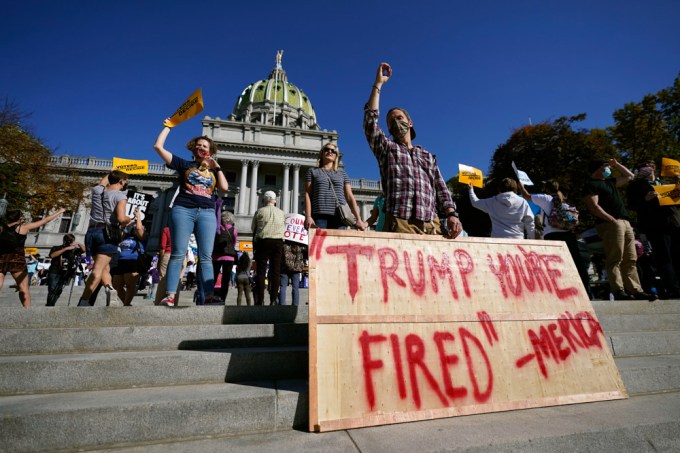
[364,62,463,238]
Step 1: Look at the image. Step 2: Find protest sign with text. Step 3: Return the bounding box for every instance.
[125,191,154,220]
[661,157,680,178]
[308,230,627,432]
[512,161,534,186]
[163,88,204,128]
[284,213,308,245]
[113,158,149,175]
[458,164,483,188]
[653,184,680,206]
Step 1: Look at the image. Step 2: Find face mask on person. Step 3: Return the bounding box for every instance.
[193,149,210,160]
[602,167,612,178]
[388,120,410,141]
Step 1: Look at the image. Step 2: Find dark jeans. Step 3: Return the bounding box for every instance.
[646,229,680,297]
[254,238,283,305]
[544,231,594,300]
[46,272,66,306]
[213,260,235,300]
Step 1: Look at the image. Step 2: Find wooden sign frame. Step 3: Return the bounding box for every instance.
[308,230,627,432]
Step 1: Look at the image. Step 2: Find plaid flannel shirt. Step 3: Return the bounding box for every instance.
[363,104,454,222]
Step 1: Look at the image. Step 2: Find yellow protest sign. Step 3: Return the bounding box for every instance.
[653,184,680,206]
[113,158,149,175]
[25,248,38,255]
[458,163,483,188]
[661,157,680,178]
[163,88,204,128]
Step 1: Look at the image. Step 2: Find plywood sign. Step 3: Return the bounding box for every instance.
[308,230,627,432]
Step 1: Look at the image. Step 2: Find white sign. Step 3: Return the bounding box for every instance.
[512,161,534,186]
[284,213,308,245]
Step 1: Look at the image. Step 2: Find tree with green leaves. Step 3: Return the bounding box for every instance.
[487,114,614,205]
[609,72,680,167]
[0,98,88,218]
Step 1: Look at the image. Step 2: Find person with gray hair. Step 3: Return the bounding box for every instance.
[251,191,285,305]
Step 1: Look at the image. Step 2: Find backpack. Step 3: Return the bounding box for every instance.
[547,198,579,231]
[282,242,304,272]
[214,226,237,258]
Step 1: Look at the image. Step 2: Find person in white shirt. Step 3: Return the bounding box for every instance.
[469,178,534,239]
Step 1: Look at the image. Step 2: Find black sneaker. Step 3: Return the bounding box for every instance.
[631,291,658,302]
[611,291,633,300]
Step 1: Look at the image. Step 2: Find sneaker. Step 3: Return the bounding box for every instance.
[160,295,175,307]
[631,291,658,302]
[105,286,123,307]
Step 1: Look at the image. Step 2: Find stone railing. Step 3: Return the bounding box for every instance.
[348,178,382,191]
[48,155,175,175]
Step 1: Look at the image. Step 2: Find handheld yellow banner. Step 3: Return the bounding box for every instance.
[653,184,680,206]
[458,164,484,188]
[163,88,204,128]
[661,157,680,178]
[113,158,149,175]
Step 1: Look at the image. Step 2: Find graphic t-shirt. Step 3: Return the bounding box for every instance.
[169,155,217,209]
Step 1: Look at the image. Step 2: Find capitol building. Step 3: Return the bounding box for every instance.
[28,54,382,255]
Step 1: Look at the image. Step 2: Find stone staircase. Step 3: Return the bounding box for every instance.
[0,299,679,452]
[0,305,309,452]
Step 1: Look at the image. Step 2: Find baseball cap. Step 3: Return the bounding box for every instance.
[264,190,277,201]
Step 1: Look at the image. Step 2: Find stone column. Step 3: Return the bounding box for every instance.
[249,161,260,215]
[239,160,248,215]
[282,163,290,213]
[292,164,301,214]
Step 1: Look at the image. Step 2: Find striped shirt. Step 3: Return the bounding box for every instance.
[251,205,285,240]
[363,105,455,222]
[305,167,350,217]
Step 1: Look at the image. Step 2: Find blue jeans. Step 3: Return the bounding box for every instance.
[85,226,120,256]
[313,215,349,230]
[46,272,65,306]
[279,271,300,305]
[165,206,216,297]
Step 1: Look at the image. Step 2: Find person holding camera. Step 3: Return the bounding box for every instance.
[46,234,85,306]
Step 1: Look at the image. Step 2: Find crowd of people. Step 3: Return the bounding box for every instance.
[1,62,679,307]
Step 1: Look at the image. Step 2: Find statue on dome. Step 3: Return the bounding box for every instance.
[276,49,284,67]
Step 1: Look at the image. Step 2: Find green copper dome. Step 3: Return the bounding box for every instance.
[231,52,318,130]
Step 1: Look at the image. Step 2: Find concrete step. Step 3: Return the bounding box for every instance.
[0,379,308,452]
[599,313,680,333]
[0,347,308,396]
[607,331,680,357]
[615,354,680,395]
[0,305,309,329]
[8,391,679,453]
[592,299,680,315]
[0,323,308,355]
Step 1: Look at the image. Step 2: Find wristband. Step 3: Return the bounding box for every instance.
[372,85,381,93]
[446,211,459,219]
[214,167,222,172]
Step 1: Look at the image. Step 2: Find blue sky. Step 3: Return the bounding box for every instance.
[2,1,679,181]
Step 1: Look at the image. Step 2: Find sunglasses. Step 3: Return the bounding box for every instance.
[323,148,338,154]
